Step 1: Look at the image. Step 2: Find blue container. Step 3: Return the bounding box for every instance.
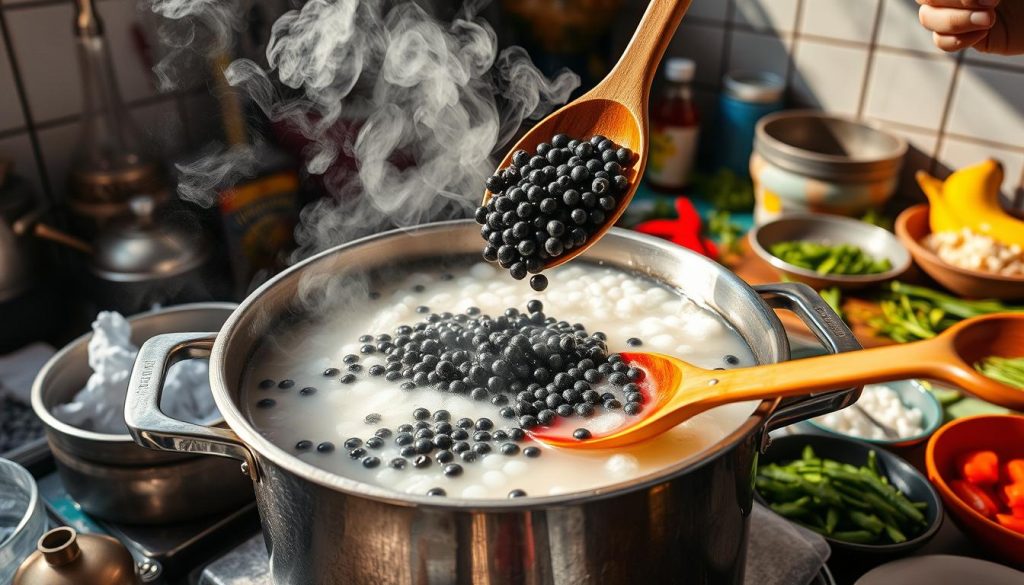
[715,72,785,177]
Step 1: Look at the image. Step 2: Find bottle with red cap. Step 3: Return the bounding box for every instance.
[647,57,700,192]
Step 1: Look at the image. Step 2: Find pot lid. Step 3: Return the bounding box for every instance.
[91,196,208,283]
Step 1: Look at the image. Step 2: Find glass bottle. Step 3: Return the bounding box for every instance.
[68,0,165,234]
[647,57,700,192]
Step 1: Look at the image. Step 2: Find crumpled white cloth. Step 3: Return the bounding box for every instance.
[53,311,219,433]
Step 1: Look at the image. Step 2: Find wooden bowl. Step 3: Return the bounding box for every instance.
[926,415,1024,567]
[895,205,1024,300]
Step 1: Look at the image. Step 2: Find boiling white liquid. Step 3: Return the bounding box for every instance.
[245,263,758,499]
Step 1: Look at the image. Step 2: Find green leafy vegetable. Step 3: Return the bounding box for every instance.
[869,282,1024,343]
[707,210,743,255]
[756,446,929,545]
[693,168,754,212]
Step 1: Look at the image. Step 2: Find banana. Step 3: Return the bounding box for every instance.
[915,159,1024,247]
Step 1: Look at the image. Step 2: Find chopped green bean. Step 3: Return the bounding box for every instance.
[769,240,892,276]
[755,446,928,545]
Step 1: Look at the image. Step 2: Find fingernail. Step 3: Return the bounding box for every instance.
[969,11,993,26]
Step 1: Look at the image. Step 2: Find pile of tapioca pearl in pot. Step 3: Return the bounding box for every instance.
[246,263,756,499]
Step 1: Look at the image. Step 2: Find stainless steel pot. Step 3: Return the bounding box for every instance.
[32,303,254,524]
[125,222,860,584]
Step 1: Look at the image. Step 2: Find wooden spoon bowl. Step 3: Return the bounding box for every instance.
[483,0,692,270]
[532,313,1024,449]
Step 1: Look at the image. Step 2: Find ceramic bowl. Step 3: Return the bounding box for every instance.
[926,414,1024,566]
[749,213,911,290]
[757,433,942,556]
[895,204,1024,301]
[806,380,943,447]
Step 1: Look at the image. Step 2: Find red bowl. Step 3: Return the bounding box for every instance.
[926,414,1024,566]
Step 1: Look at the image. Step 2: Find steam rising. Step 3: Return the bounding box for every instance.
[150,0,579,260]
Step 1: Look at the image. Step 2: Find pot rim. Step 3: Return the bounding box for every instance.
[209,221,787,510]
[32,302,239,445]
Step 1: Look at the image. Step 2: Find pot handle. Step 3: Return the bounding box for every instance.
[124,332,260,481]
[754,282,863,447]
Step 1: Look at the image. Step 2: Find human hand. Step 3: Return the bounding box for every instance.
[918,0,1024,55]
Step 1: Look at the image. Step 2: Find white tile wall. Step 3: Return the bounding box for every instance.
[877,0,939,53]
[728,29,791,78]
[863,51,956,131]
[732,0,799,33]
[670,21,725,86]
[1,0,1023,205]
[946,65,1024,148]
[799,0,879,44]
[686,0,728,23]
[791,40,869,116]
[6,2,78,123]
[0,30,24,131]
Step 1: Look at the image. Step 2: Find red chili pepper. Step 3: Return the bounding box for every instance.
[1002,483,1024,508]
[634,197,717,259]
[995,513,1024,534]
[950,479,1001,518]
[959,450,1000,486]
[1006,459,1024,484]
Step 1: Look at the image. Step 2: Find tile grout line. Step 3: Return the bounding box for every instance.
[783,0,803,95]
[930,50,966,175]
[718,0,736,92]
[855,0,886,121]
[31,92,183,133]
[0,7,52,204]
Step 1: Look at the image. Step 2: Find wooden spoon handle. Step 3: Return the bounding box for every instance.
[600,0,692,109]
[680,337,970,410]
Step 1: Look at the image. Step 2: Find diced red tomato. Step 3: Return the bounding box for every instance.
[995,513,1024,535]
[1006,459,1024,484]
[959,450,1000,485]
[950,479,1001,518]
[1002,483,1024,508]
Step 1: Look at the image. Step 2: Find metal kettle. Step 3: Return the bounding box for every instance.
[13,527,140,585]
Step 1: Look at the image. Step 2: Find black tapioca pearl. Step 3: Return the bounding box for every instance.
[362,456,381,468]
[295,440,313,451]
[508,489,528,498]
[624,402,643,415]
[344,437,363,449]
[556,404,573,417]
[343,354,359,364]
[316,442,335,453]
[575,403,594,417]
[258,379,275,389]
[452,441,471,454]
[522,446,541,458]
[348,447,366,459]
[473,431,492,442]
[519,415,539,429]
[256,398,276,408]
[443,463,463,477]
[365,437,384,449]
[415,428,435,440]
[604,399,622,410]
[278,379,295,389]
[499,406,516,419]
[573,428,592,441]
[397,424,414,433]
[390,458,408,470]
[451,429,469,441]
[427,487,447,496]
[395,432,414,446]
[413,455,432,468]
[413,408,430,420]
[436,450,454,463]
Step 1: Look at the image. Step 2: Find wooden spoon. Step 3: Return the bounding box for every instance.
[482,0,692,270]
[532,313,1024,449]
